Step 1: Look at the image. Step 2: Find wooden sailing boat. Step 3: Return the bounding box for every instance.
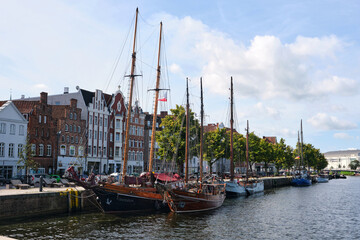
[223,77,247,197]
[239,120,264,194]
[66,9,175,213]
[291,119,312,186]
[164,78,226,213]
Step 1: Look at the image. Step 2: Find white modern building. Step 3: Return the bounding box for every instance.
[324,150,360,171]
[0,101,28,178]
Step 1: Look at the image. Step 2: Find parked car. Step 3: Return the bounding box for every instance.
[0,175,7,186]
[50,174,61,183]
[30,174,52,185]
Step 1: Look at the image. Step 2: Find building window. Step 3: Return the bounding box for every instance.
[139,151,143,161]
[31,144,36,155]
[60,145,66,155]
[89,130,92,139]
[104,132,107,142]
[74,125,77,133]
[19,125,24,135]
[9,143,14,157]
[10,124,15,135]
[109,147,113,157]
[39,144,44,156]
[135,118,138,124]
[61,135,65,142]
[41,129,44,137]
[116,119,120,129]
[103,147,106,156]
[0,123,6,134]
[98,147,102,156]
[44,116,47,123]
[0,142,5,156]
[70,113,73,119]
[99,131,102,141]
[89,115,93,125]
[93,146,97,155]
[110,133,113,142]
[18,144,23,157]
[78,126,81,133]
[94,131,97,139]
[104,117,107,127]
[69,125,72,132]
[115,147,120,157]
[78,146,84,156]
[70,146,75,156]
[67,136,70,143]
[71,136,74,143]
[88,145,92,155]
[115,133,120,141]
[65,124,68,132]
[74,113,77,120]
[100,117,103,126]
[94,116,98,125]
[39,115,42,123]
[47,145,51,156]
[75,136,78,144]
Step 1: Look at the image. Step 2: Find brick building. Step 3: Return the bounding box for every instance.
[52,98,86,176]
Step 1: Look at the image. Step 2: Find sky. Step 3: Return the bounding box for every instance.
[1,0,360,153]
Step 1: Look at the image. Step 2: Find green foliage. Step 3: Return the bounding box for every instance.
[17,137,39,174]
[349,160,360,170]
[156,105,200,173]
[203,128,229,172]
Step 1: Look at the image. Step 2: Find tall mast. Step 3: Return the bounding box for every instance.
[148,22,162,173]
[230,77,234,181]
[300,119,304,170]
[245,120,249,183]
[185,78,190,184]
[297,130,300,170]
[122,8,139,182]
[199,77,204,183]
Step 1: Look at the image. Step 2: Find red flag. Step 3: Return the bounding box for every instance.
[158,92,167,102]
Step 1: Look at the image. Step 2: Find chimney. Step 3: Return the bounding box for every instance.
[160,111,168,118]
[21,95,25,99]
[64,87,69,94]
[40,92,48,104]
[70,98,77,108]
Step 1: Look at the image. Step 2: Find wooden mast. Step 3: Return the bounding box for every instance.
[300,119,304,170]
[185,77,190,184]
[230,77,234,181]
[148,22,162,173]
[245,120,249,183]
[122,8,139,182]
[199,77,204,183]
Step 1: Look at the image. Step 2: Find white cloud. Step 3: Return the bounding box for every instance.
[160,15,356,101]
[169,63,182,74]
[254,102,280,119]
[308,113,357,130]
[334,133,353,140]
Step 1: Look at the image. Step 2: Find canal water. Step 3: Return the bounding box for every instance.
[1,177,359,239]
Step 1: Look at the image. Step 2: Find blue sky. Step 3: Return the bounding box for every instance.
[1,0,360,153]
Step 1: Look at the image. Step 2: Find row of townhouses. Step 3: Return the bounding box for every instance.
[0,87,167,179]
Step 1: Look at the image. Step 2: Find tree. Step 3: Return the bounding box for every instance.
[274,138,286,174]
[349,160,360,170]
[203,128,229,173]
[17,137,39,183]
[233,132,246,170]
[156,105,200,174]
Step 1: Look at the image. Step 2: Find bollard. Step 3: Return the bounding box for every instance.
[39,176,43,192]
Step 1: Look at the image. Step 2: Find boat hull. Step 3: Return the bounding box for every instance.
[224,180,247,197]
[91,183,168,214]
[165,189,226,213]
[317,177,329,183]
[245,181,264,194]
[291,178,312,186]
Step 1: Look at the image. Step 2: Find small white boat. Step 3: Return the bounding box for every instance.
[241,180,264,194]
[224,179,248,197]
[317,175,329,183]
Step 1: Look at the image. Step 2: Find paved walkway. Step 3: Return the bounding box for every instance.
[0,185,85,196]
